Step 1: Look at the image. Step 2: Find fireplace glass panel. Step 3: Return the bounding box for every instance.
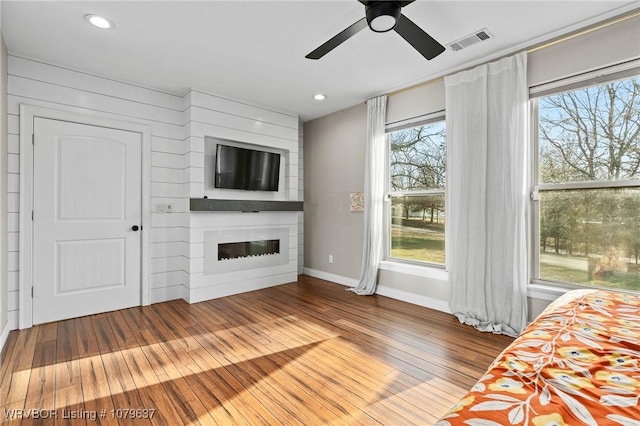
[218,239,280,260]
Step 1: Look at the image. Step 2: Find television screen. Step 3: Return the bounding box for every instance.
[214,144,281,191]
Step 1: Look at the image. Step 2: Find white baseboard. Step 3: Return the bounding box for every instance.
[0,312,19,353]
[303,268,451,314]
[303,268,359,287]
[0,321,10,354]
[375,285,451,314]
[149,284,188,304]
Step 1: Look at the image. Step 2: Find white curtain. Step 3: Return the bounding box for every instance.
[349,95,387,295]
[444,52,528,337]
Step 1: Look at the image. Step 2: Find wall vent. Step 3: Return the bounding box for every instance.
[447,29,493,52]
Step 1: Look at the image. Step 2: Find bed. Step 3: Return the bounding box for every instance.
[436,289,640,426]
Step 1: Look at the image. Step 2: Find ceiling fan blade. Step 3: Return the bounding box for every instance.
[394,13,445,60]
[306,18,368,60]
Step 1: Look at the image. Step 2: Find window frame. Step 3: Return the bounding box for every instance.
[383,111,447,269]
[530,64,640,290]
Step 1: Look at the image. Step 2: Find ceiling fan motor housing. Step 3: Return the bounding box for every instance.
[366,1,402,32]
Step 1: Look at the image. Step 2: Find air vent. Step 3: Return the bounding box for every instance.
[447,29,493,52]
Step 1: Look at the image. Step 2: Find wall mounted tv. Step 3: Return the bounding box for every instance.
[214,144,281,191]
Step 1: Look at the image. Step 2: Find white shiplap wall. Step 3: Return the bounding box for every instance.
[184,90,300,302]
[5,55,302,330]
[6,56,188,328]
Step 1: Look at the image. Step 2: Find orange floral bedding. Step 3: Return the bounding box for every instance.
[436,289,640,426]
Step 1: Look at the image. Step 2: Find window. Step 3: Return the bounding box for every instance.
[386,117,446,265]
[533,74,640,291]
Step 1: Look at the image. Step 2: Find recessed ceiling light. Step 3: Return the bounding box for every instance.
[313,94,327,101]
[84,14,114,29]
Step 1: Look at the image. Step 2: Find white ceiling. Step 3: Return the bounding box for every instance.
[1,1,638,122]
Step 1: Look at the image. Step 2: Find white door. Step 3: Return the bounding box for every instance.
[32,118,142,324]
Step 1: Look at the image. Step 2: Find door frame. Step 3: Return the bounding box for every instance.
[19,105,151,329]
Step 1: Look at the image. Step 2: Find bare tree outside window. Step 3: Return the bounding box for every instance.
[390,124,446,191]
[537,76,640,290]
[388,121,446,264]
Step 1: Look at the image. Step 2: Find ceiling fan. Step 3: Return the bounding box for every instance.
[305,0,445,61]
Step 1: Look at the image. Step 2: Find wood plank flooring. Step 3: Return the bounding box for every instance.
[1,276,513,425]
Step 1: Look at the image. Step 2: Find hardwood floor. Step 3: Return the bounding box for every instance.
[1,276,513,425]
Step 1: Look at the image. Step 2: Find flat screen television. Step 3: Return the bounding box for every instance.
[214,144,281,191]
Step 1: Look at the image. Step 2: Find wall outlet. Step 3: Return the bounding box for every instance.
[155,203,172,213]
[329,255,333,264]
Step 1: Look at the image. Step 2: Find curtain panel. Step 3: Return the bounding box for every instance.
[444,52,529,336]
[349,95,387,295]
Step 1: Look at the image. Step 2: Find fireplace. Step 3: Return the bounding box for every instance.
[218,239,280,260]
[204,228,289,275]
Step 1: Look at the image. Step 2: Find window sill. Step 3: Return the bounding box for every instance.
[378,260,448,281]
[527,282,571,301]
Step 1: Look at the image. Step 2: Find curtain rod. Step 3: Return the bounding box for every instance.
[383,9,639,99]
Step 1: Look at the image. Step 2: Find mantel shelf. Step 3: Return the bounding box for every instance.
[190,198,303,212]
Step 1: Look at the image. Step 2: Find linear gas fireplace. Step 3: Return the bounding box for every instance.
[204,228,289,275]
[218,239,280,260]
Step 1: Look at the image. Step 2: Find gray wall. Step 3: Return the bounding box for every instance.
[302,13,640,321]
[304,102,366,279]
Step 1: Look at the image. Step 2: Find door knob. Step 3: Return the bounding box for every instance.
[132,225,140,231]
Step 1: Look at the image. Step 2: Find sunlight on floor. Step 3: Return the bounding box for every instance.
[7,315,343,412]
